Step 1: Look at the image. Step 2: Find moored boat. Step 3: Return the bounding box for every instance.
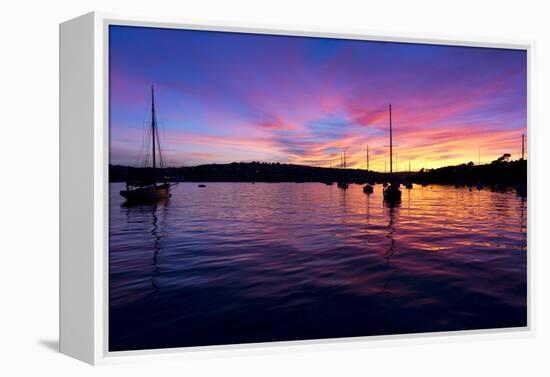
[121,182,171,201]
[383,183,402,201]
[363,184,374,194]
[383,104,402,202]
[120,86,175,202]
[337,181,349,189]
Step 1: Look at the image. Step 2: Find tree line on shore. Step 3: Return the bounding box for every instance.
[414,157,526,186]
[110,155,526,187]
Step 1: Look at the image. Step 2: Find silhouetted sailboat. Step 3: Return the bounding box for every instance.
[337,151,349,189]
[383,104,402,202]
[363,145,374,194]
[120,86,173,202]
[337,181,349,189]
[404,161,413,189]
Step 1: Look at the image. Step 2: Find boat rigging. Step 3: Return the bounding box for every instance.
[120,86,175,202]
[383,104,402,202]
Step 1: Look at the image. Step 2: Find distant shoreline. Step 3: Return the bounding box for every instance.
[110,159,527,187]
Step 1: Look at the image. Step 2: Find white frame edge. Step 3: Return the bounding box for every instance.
[59,12,96,364]
[59,11,535,365]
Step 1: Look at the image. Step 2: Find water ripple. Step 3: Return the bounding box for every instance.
[109,182,527,351]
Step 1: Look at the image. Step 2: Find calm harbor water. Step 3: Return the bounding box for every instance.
[109,182,527,351]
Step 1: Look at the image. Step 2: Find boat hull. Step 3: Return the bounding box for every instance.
[383,191,402,201]
[120,183,171,202]
[383,184,402,201]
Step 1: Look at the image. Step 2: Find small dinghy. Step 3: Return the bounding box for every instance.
[337,181,349,189]
[363,184,374,194]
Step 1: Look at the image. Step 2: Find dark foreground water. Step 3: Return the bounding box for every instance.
[109,182,527,351]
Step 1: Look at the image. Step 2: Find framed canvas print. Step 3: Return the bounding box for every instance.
[60,12,532,365]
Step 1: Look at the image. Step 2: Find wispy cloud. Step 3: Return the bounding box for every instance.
[109,26,527,170]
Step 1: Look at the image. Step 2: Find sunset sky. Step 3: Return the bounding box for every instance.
[109,25,527,171]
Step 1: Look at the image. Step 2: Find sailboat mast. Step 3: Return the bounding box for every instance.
[151,86,157,170]
[344,150,347,169]
[395,152,398,173]
[367,145,369,171]
[389,104,393,175]
[522,133,525,160]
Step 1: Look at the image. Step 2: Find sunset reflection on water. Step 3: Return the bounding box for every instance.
[109,182,527,351]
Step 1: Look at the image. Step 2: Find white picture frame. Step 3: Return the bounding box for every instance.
[60,11,534,365]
